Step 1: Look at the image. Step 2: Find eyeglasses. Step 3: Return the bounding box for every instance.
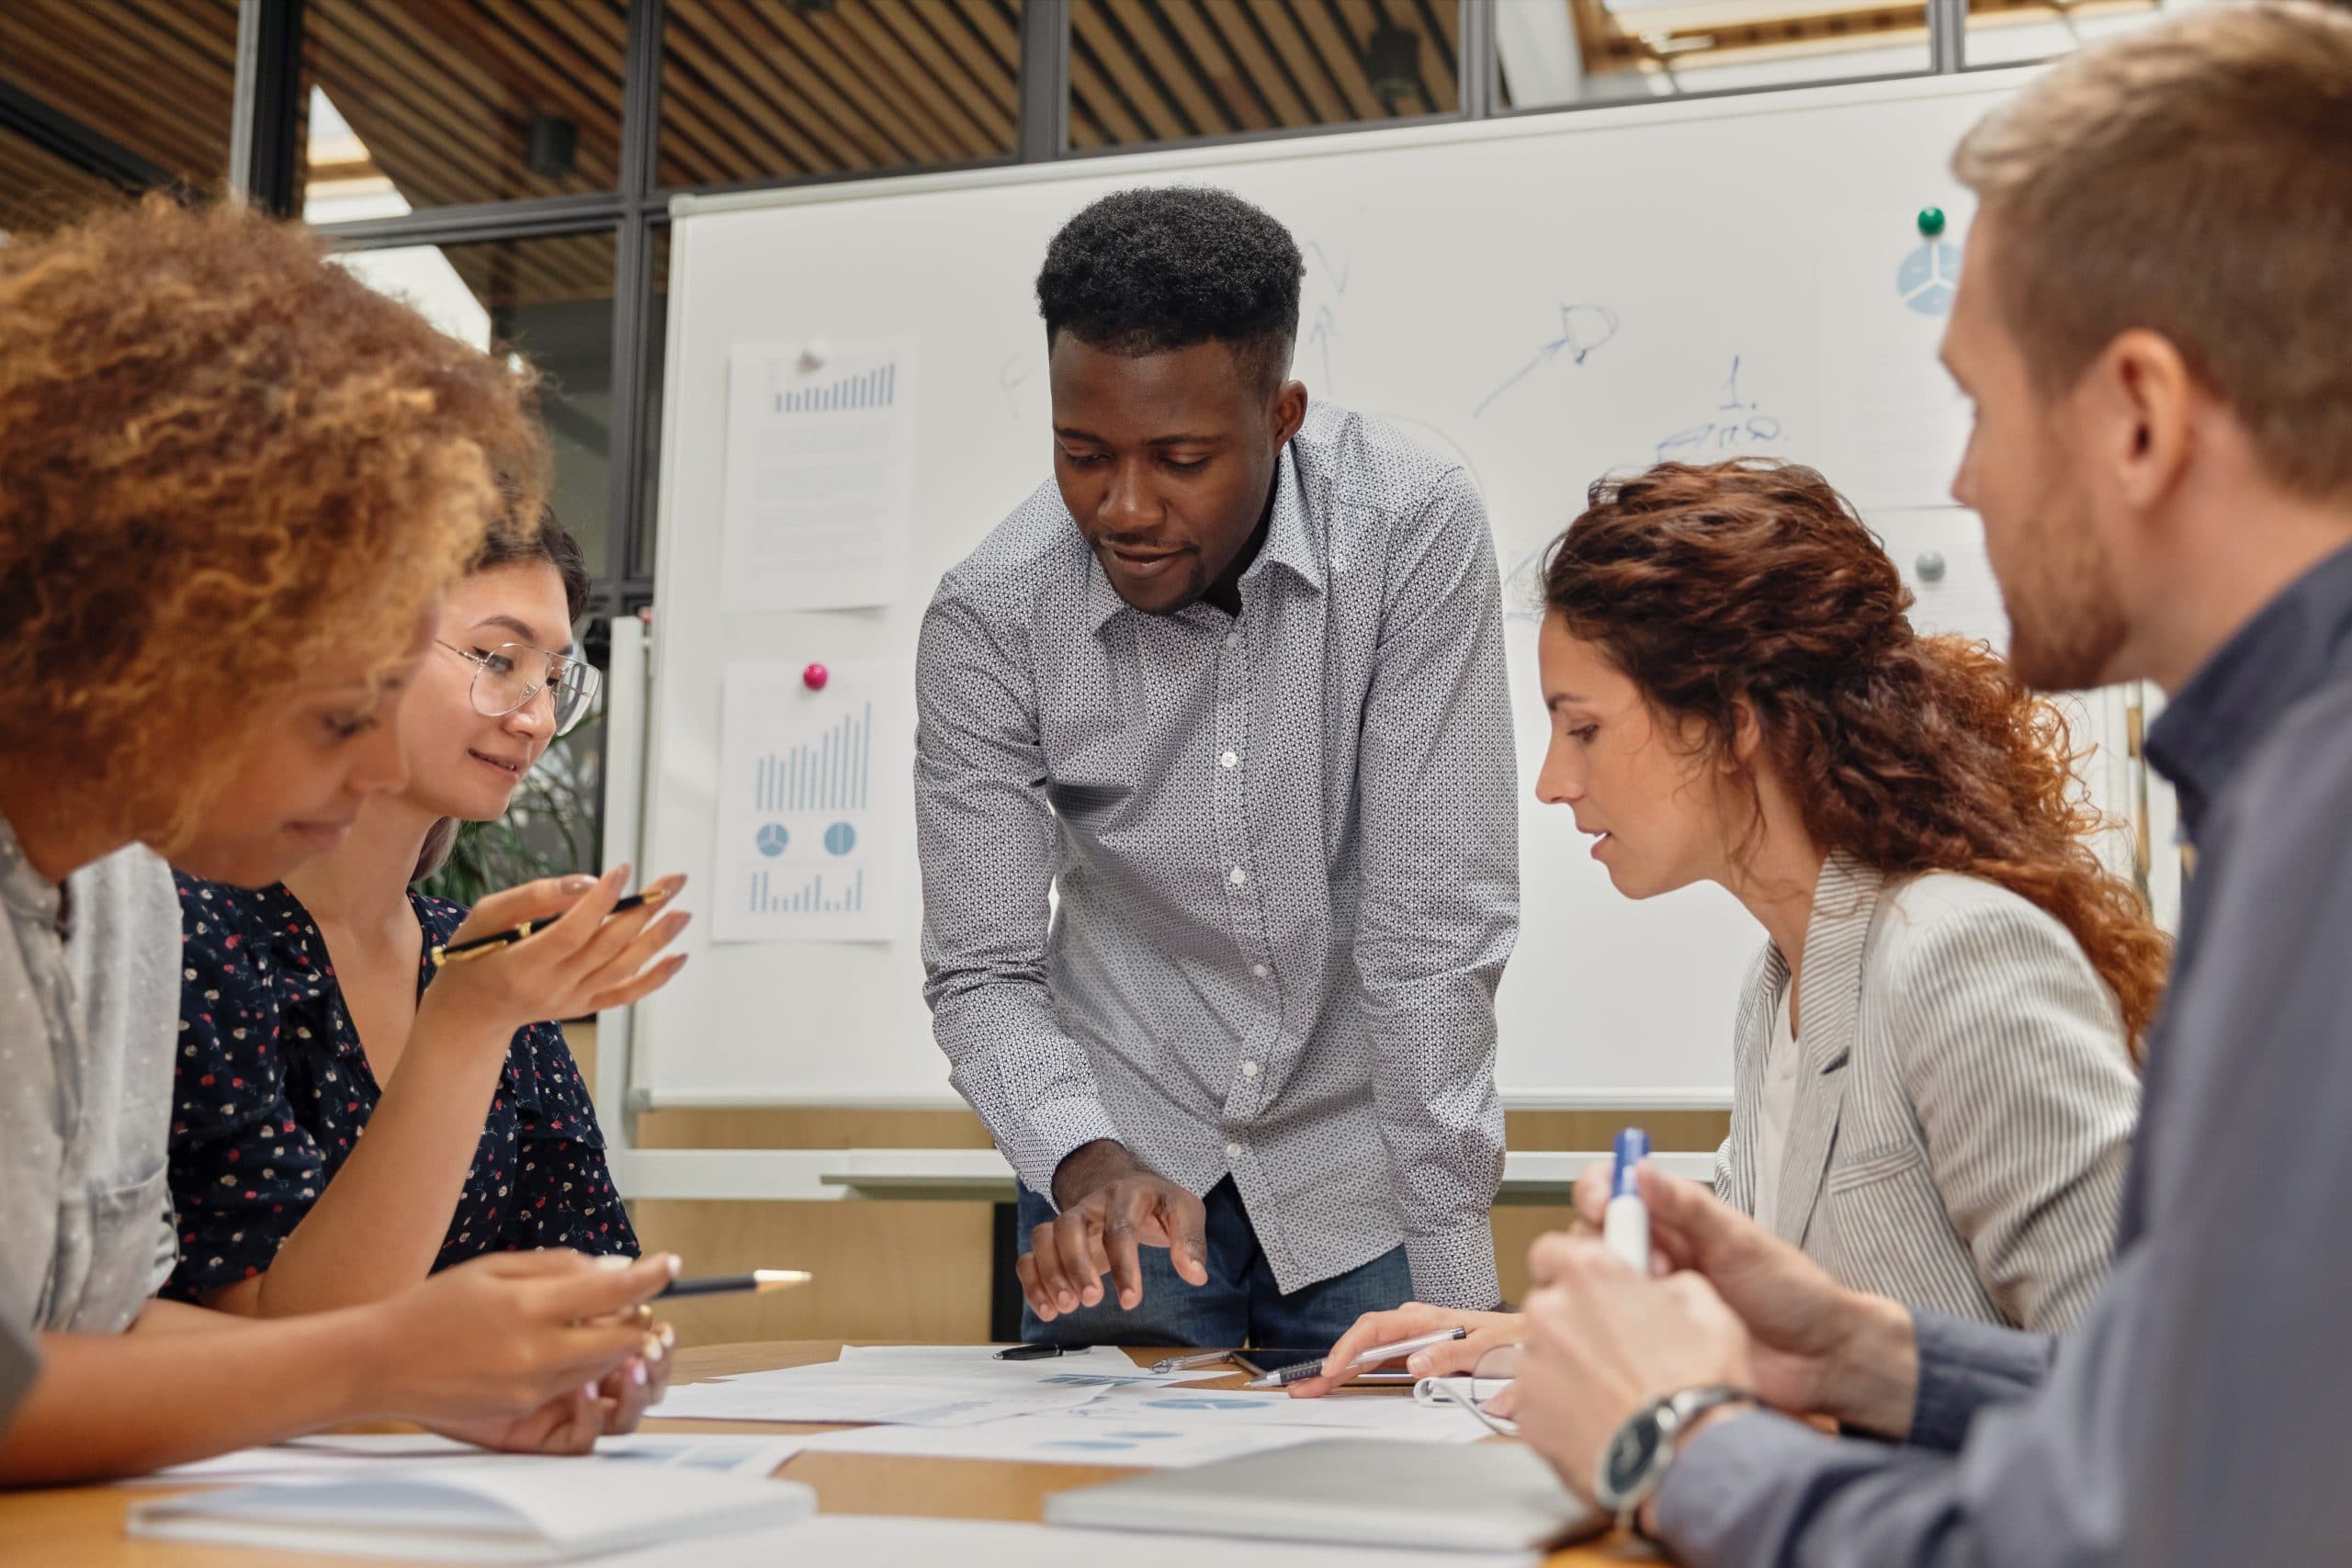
[435,639,600,737]
[1415,1344,1521,1437]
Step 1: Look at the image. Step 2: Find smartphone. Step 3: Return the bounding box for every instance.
[1231,1348,1415,1384]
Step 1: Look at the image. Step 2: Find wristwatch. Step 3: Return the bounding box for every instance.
[1593,1385,1758,1522]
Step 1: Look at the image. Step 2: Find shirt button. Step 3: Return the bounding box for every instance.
[1224,1142,1242,1160]
[1250,963,1270,978]
[1221,750,1238,769]
[1225,631,1242,650]
[1240,1061,1261,1078]
[1228,866,1248,886]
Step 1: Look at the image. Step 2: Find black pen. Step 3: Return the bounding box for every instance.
[429,886,672,969]
[653,1269,813,1300]
[995,1343,1093,1360]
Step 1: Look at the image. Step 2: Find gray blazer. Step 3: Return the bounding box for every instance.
[1713,853,2139,1332]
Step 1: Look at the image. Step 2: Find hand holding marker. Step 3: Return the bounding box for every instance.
[1605,1126,1652,1272]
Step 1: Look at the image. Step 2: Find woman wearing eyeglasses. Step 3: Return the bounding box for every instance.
[163,503,689,1377]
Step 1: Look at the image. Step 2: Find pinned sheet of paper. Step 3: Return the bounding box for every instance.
[721,337,917,612]
[713,660,911,943]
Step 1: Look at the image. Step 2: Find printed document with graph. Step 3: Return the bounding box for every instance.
[721,337,916,611]
[713,660,912,942]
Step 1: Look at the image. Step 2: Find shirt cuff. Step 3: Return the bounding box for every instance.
[1007,1096,1124,1211]
[1404,1220,1501,1310]
[0,1318,39,1437]
[1908,1308,2055,1452]
[1652,1407,1844,1562]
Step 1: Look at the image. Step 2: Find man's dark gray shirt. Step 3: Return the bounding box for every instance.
[1655,542,2352,1565]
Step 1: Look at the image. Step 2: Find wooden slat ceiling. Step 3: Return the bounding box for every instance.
[1069,0,1461,148]
[0,0,239,233]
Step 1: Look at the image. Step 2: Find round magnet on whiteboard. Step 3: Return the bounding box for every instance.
[1916,550,1948,583]
[1917,207,1947,239]
[803,662,830,691]
[798,340,831,371]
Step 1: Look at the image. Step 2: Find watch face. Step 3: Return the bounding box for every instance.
[1603,1411,1665,1499]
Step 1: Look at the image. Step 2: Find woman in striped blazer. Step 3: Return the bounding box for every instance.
[1296,459,2165,1394]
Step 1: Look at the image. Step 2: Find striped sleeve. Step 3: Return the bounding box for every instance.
[1878,895,2138,1333]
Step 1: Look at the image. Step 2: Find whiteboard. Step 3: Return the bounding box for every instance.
[638,69,2072,1109]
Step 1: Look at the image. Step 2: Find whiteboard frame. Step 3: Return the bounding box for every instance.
[621,64,2056,1119]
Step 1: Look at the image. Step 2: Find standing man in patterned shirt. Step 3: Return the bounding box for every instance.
[916,186,1520,1347]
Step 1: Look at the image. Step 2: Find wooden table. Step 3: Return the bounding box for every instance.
[0,1342,1644,1566]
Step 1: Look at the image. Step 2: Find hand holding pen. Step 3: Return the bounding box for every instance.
[1246,1326,1471,1389]
[418,864,693,1036]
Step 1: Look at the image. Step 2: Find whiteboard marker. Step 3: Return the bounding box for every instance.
[1604,1126,1651,1273]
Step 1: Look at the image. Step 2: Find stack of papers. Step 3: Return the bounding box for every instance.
[128,1459,814,1563]
[146,1432,807,1485]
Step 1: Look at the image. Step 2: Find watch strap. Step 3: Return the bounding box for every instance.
[1594,1384,1758,1523]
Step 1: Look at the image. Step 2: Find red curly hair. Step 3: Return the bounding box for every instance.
[1542,458,2169,1054]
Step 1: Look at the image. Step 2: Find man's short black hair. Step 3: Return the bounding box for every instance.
[1035,186,1304,394]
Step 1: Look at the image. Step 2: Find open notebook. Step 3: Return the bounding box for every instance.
[127,1458,816,1563]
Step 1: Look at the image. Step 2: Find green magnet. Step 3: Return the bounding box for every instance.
[1917,207,1948,239]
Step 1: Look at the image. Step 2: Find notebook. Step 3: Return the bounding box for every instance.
[1043,1437,1603,1554]
[127,1457,817,1563]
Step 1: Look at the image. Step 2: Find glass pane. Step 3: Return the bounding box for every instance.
[0,0,237,230]
[301,0,627,221]
[660,0,1022,189]
[1500,0,1930,111]
[1962,0,2171,68]
[1069,0,1461,151]
[330,233,620,580]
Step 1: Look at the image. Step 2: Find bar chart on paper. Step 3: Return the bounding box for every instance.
[723,337,917,612]
[715,660,912,942]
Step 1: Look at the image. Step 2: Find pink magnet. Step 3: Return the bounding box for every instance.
[802,662,830,692]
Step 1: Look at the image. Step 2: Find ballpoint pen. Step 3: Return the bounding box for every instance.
[1242,1326,1470,1389]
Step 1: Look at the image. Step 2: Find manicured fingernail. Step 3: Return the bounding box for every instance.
[582,1381,600,1401]
[1408,1354,1430,1372]
[631,1359,649,1386]
[594,1254,631,1270]
[643,1334,664,1364]
[562,874,595,893]
[660,1323,677,1348]
[664,1254,683,1278]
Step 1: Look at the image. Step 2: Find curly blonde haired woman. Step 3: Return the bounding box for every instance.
[0,197,677,1485]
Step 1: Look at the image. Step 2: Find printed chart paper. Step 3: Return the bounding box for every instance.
[722,338,917,611]
[713,660,911,943]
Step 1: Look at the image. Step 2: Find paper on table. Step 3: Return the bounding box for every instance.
[831,1345,1214,1386]
[799,1395,1483,1469]
[1072,1383,1487,1438]
[797,1415,1393,1471]
[141,1432,809,1487]
[651,1368,1103,1427]
[595,1516,1539,1568]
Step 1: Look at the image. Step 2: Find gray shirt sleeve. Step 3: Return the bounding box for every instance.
[0,1314,38,1437]
[1348,468,1517,1309]
[1649,714,2352,1567]
[914,575,1119,1199]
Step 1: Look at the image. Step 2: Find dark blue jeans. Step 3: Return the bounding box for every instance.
[1015,1176,1411,1349]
